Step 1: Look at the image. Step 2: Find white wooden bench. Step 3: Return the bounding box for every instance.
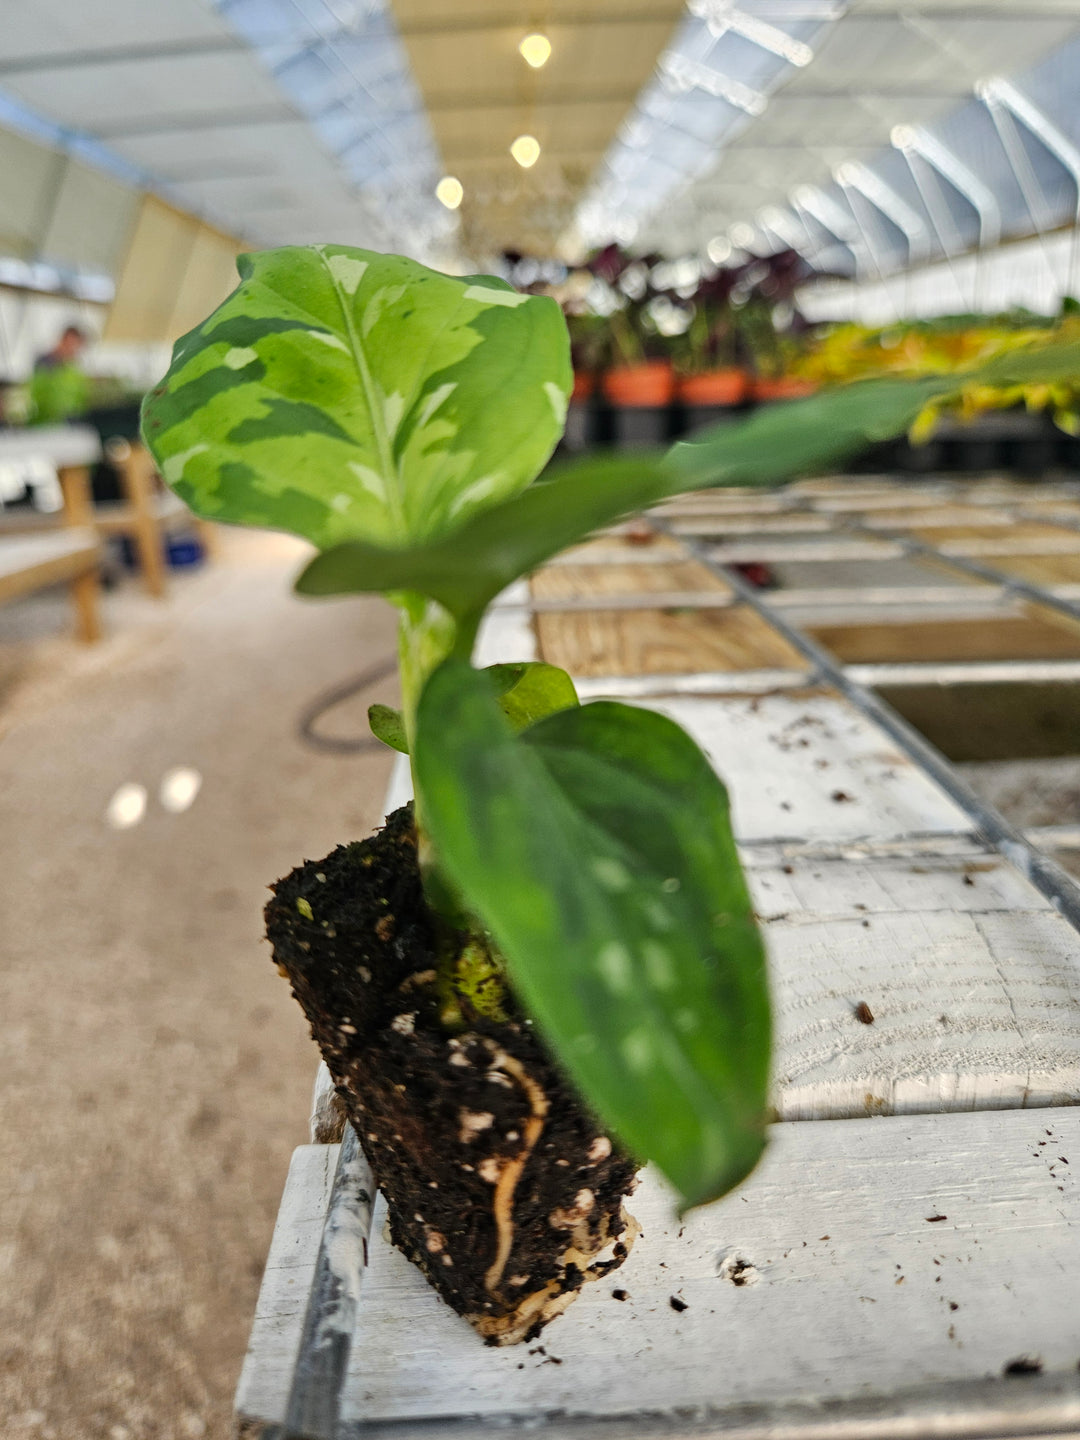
[235,491,1080,1440]
[0,427,103,641]
[0,429,209,599]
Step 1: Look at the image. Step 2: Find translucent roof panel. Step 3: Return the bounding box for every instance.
[568,0,1080,290]
[0,0,459,267]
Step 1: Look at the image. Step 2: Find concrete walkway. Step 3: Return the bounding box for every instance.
[0,532,397,1440]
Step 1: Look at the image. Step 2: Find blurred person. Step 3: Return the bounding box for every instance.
[29,324,90,425]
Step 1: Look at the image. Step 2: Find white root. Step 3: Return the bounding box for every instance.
[480,1043,549,1296]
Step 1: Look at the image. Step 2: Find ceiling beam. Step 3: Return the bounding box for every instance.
[394,5,682,36]
[0,7,682,76]
[0,36,249,75]
[93,107,301,139]
[423,84,642,113]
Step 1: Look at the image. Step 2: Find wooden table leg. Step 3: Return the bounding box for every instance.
[57,465,104,641]
[71,567,102,642]
[119,445,167,599]
[57,464,93,527]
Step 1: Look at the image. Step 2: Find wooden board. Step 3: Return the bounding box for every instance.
[922,522,1080,550]
[552,535,685,564]
[808,613,1080,664]
[749,847,1080,1118]
[0,424,101,467]
[529,560,729,600]
[237,1109,1080,1438]
[536,607,804,677]
[861,506,1013,531]
[0,529,100,601]
[987,552,1080,585]
[647,693,968,844]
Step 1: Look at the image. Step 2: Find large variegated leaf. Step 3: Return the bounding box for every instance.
[141,245,571,550]
[415,660,771,1210]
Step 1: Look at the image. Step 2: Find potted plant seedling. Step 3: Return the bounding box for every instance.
[142,245,1080,1346]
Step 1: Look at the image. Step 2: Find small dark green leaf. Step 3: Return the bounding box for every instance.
[484,662,579,732]
[368,703,408,754]
[414,661,771,1210]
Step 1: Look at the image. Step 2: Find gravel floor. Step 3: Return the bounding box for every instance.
[0,531,397,1440]
[956,756,1080,830]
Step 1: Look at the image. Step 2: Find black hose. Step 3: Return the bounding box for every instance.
[296,654,399,754]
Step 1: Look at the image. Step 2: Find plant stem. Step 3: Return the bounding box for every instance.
[396,593,481,918]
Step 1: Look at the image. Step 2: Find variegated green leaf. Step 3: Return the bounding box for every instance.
[415,661,771,1209]
[141,245,571,550]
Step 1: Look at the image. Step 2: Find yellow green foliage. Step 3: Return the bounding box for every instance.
[793,315,1080,444]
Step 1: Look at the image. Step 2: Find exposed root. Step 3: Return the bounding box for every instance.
[481,1042,549,1296]
[469,1203,641,1345]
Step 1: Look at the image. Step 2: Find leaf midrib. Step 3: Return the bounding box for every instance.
[319,252,406,538]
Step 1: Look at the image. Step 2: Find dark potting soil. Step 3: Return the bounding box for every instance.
[265,803,640,1344]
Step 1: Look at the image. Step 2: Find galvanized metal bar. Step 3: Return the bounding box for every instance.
[266,1124,375,1440]
[845,657,1080,686]
[574,667,814,699]
[661,523,1080,934]
[574,656,1080,700]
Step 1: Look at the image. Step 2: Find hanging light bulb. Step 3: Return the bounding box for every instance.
[435,176,464,209]
[510,134,541,169]
[519,32,552,68]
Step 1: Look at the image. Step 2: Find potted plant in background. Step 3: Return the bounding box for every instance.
[142,244,1080,1346]
[586,245,676,445]
[675,263,751,430]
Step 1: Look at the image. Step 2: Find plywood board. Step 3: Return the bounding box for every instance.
[238,1110,1080,1437]
[987,552,1080,585]
[530,559,729,600]
[808,614,1080,664]
[860,506,1013,531]
[920,521,1080,547]
[553,534,686,563]
[536,606,804,677]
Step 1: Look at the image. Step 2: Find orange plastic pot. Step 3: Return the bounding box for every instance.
[602,361,675,408]
[571,371,596,402]
[752,375,817,402]
[677,368,749,407]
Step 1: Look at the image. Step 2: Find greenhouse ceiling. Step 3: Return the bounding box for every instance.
[0,0,1079,282]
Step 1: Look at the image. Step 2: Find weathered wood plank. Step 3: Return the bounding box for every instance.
[238,1110,1080,1436]
[536,607,805,677]
[0,530,100,599]
[530,559,729,600]
[547,536,685,565]
[648,694,969,844]
[807,613,1080,665]
[235,1144,338,1429]
[750,851,1080,1118]
[990,552,1080,584]
[919,521,1080,547]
